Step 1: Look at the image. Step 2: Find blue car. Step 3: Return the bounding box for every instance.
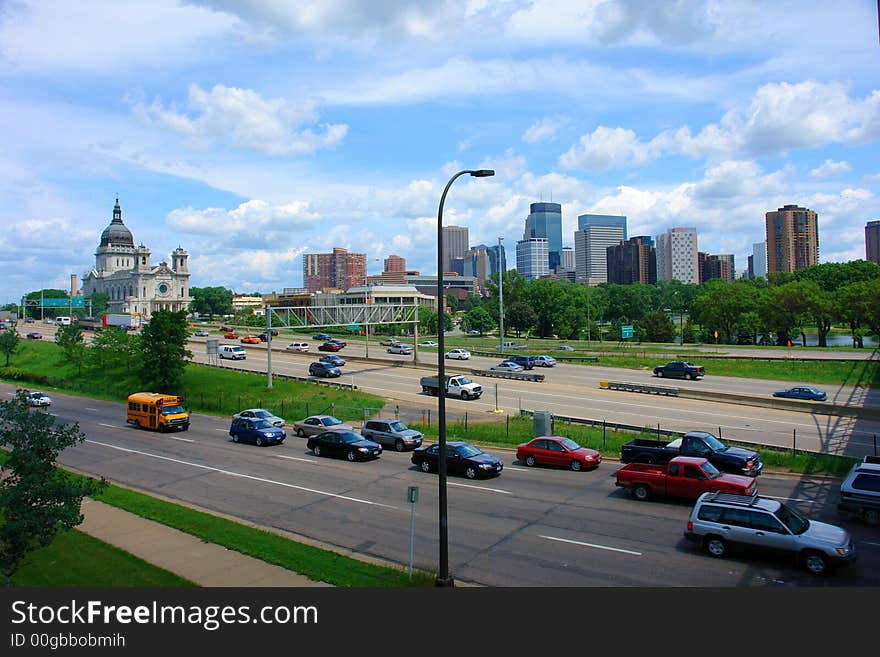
[773,386,828,401]
[319,354,345,367]
[229,417,286,446]
[313,333,331,340]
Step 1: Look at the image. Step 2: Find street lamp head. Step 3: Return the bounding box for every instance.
[470,169,495,178]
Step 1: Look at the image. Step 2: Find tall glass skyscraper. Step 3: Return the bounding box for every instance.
[523,202,563,272]
[575,214,627,285]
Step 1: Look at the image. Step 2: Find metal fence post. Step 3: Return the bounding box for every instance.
[657,423,661,438]
[395,405,400,420]
[506,415,509,438]
[465,412,468,432]
[718,426,722,439]
[603,419,606,449]
[874,434,877,457]
[792,428,797,456]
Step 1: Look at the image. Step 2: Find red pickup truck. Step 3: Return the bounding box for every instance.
[615,456,756,501]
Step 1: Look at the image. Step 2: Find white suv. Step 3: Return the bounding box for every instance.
[838,456,880,525]
[685,491,856,575]
[444,348,470,360]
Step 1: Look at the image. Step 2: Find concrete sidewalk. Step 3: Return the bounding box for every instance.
[78,499,331,587]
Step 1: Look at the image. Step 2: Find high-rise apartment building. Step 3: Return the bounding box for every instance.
[384,254,406,273]
[516,237,549,281]
[574,214,627,285]
[702,254,735,282]
[523,202,563,272]
[656,227,699,284]
[303,247,366,293]
[866,220,880,264]
[441,226,469,274]
[606,237,657,285]
[765,205,819,273]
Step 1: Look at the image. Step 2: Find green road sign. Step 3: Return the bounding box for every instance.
[348,324,360,331]
[621,325,634,339]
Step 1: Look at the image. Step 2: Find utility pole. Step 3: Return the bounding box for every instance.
[498,236,504,354]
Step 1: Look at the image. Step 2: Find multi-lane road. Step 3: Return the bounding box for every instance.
[6,383,877,587]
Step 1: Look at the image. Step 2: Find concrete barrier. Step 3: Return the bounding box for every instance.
[601,380,678,396]
[471,369,545,382]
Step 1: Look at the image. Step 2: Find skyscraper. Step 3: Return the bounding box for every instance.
[866,220,880,264]
[702,254,735,282]
[303,247,366,293]
[441,226,469,274]
[575,214,627,285]
[523,202,562,272]
[469,243,506,280]
[656,227,699,284]
[516,238,549,281]
[765,205,819,273]
[384,254,406,273]
[561,246,575,271]
[606,237,657,285]
[751,241,767,278]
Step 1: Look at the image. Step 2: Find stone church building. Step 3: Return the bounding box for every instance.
[82,198,191,318]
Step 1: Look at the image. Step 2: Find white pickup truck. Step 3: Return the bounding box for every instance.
[419,375,483,400]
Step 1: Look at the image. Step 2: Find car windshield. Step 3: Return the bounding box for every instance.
[390,421,408,432]
[253,410,272,418]
[160,405,185,415]
[774,502,809,535]
[701,433,726,451]
[253,419,274,430]
[702,462,721,479]
[341,433,362,444]
[321,417,342,426]
[457,377,473,385]
[456,445,481,458]
[559,438,580,451]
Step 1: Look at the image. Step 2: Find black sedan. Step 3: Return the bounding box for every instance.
[309,361,341,378]
[411,441,503,479]
[319,354,345,367]
[313,333,331,340]
[228,417,286,447]
[773,386,828,401]
[307,430,382,461]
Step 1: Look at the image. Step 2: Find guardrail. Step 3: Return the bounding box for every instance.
[471,369,545,382]
[200,361,357,391]
[600,380,678,396]
[469,350,599,363]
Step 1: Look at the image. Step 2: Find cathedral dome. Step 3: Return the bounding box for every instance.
[99,197,134,247]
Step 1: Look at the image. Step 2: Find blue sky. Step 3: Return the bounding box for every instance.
[2,0,879,303]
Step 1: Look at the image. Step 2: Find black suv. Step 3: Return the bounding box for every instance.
[507,354,535,370]
[838,456,880,525]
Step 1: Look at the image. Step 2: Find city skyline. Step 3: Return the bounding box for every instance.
[2,1,880,302]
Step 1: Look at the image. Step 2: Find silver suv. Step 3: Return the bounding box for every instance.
[361,419,423,452]
[684,492,856,575]
[838,456,880,525]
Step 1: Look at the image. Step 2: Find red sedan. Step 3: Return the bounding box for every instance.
[26,331,43,340]
[318,341,343,352]
[224,331,239,339]
[516,436,601,472]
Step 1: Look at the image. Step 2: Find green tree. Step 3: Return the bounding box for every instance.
[87,325,140,389]
[85,292,110,317]
[462,307,495,335]
[190,287,233,318]
[0,330,20,367]
[761,282,811,346]
[0,390,106,587]
[139,310,193,391]
[693,280,759,344]
[639,310,676,342]
[54,322,87,375]
[505,302,537,337]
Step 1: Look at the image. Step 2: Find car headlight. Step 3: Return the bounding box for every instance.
[836,546,852,556]
[479,463,494,469]
[358,447,370,452]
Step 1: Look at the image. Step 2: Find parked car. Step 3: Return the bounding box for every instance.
[615,456,756,501]
[313,333,331,341]
[286,342,310,352]
[490,361,524,373]
[532,355,556,367]
[26,391,52,407]
[411,441,503,479]
[233,408,285,427]
[516,436,601,471]
[838,456,880,525]
[26,332,42,339]
[773,386,828,401]
[309,361,341,378]
[418,340,438,347]
[228,417,286,447]
[193,329,210,337]
[387,343,413,355]
[223,331,239,339]
[444,348,470,360]
[507,354,535,370]
[380,338,401,346]
[361,418,423,452]
[653,361,705,379]
[318,341,344,352]
[319,354,346,367]
[293,415,354,437]
[684,491,856,575]
[307,430,382,461]
[621,431,763,477]
[240,335,261,344]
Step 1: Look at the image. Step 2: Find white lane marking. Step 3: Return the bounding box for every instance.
[169,436,194,443]
[216,428,230,432]
[275,454,317,464]
[505,467,533,473]
[85,407,100,411]
[763,495,818,504]
[540,534,643,556]
[83,439,398,509]
[447,481,512,495]
[862,542,880,548]
[98,423,120,429]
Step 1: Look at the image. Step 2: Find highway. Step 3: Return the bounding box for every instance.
[6,383,878,587]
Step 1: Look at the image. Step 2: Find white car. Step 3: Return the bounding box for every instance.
[27,391,52,407]
[286,342,310,352]
[387,343,413,354]
[380,338,401,346]
[418,340,439,347]
[233,408,285,427]
[533,355,557,367]
[444,348,471,360]
[490,361,524,373]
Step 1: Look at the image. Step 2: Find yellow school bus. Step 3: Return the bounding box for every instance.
[126,392,190,432]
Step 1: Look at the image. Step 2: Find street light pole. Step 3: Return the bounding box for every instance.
[497,236,504,354]
[436,168,494,587]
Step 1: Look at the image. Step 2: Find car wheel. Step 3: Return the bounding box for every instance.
[313,444,322,457]
[231,433,239,443]
[802,551,828,575]
[524,455,537,467]
[296,428,305,437]
[632,484,650,501]
[255,436,263,447]
[461,391,470,400]
[684,372,693,380]
[704,536,726,558]
[347,450,357,462]
[863,509,880,525]
[570,459,583,472]
[394,439,405,452]
[658,371,664,377]
[420,460,432,473]
[465,466,477,479]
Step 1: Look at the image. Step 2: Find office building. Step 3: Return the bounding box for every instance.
[516,237,550,281]
[384,254,406,273]
[441,226,469,274]
[656,227,699,284]
[561,246,575,271]
[765,205,819,273]
[866,220,880,264]
[575,214,627,285]
[606,237,657,285]
[702,254,735,282]
[303,247,366,293]
[523,202,563,272]
[750,241,767,278]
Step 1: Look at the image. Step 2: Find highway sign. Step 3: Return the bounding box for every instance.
[621,325,634,339]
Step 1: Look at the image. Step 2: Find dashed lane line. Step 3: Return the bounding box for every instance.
[540,534,643,556]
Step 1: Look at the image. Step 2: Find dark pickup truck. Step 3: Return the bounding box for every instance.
[620,431,763,477]
[653,361,704,379]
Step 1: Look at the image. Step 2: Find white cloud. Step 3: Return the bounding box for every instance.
[167,199,320,241]
[810,159,852,178]
[137,84,348,155]
[523,117,562,144]
[559,126,656,171]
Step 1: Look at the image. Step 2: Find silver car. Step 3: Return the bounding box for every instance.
[232,408,285,427]
[361,419,423,452]
[684,491,856,575]
[293,415,354,437]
